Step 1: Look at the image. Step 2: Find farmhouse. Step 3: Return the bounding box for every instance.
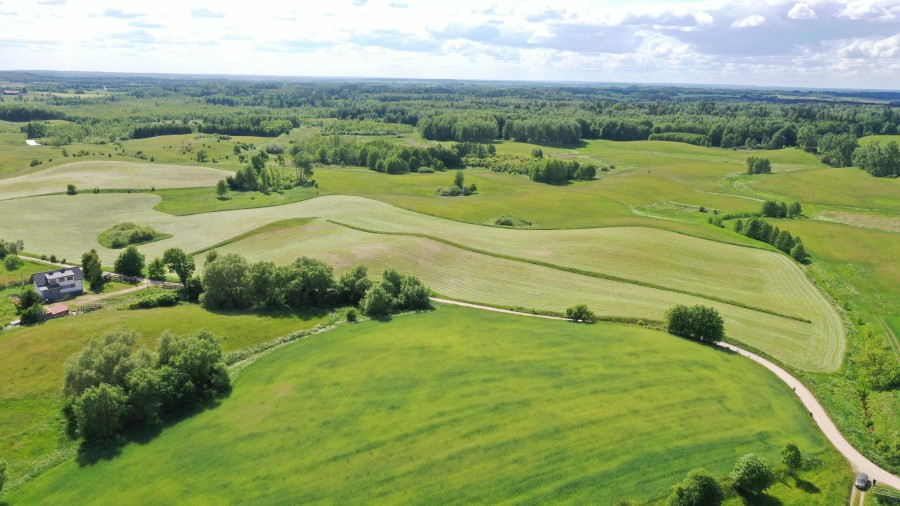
[31,267,84,302]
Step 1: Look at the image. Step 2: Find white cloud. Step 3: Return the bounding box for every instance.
[0,0,898,89]
[731,14,766,28]
[787,3,816,19]
[839,34,900,58]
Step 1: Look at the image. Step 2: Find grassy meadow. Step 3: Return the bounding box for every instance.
[0,296,333,486]
[0,192,844,371]
[6,307,852,505]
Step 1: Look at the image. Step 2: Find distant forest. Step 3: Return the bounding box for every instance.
[2,71,898,174]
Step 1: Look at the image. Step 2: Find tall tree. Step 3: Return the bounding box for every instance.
[162,248,195,285]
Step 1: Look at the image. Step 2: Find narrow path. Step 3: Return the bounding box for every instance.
[431,297,900,490]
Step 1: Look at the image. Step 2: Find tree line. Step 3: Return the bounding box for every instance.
[734,218,807,261]
[199,252,431,317]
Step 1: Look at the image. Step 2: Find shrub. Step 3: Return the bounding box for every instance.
[668,468,724,506]
[566,304,596,322]
[103,222,160,248]
[0,458,6,492]
[346,309,357,323]
[781,443,802,473]
[730,454,775,495]
[494,214,534,227]
[4,255,23,270]
[66,183,77,195]
[361,283,393,317]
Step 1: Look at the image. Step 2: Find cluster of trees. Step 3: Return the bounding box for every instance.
[734,218,808,261]
[665,305,725,342]
[103,222,158,248]
[200,252,431,317]
[14,286,45,325]
[63,329,230,442]
[648,132,710,147]
[853,140,900,177]
[131,123,193,139]
[668,447,802,505]
[746,156,772,174]
[0,238,24,259]
[0,103,67,122]
[760,200,802,218]
[81,249,106,292]
[565,304,596,323]
[529,158,597,184]
[196,113,298,137]
[294,137,466,174]
[501,118,582,146]
[419,113,498,143]
[818,132,859,167]
[113,246,145,277]
[224,151,298,193]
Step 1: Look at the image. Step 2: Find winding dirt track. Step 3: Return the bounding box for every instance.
[431,297,900,490]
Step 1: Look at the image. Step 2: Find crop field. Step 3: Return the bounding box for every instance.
[6,306,851,505]
[0,193,843,370]
[0,300,332,484]
[0,161,231,200]
[211,217,842,371]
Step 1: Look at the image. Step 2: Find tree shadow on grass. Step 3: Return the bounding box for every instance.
[792,477,820,494]
[739,494,784,506]
[75,396,227,468]
[204,306,332,322]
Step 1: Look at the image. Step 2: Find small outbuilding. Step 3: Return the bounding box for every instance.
[45,303,69,319]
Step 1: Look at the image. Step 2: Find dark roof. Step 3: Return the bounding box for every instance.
[31,267,84,287]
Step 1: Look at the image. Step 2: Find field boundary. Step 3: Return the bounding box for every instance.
[329,219,813,323]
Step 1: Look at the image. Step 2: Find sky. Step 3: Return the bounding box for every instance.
[1,0,898,89]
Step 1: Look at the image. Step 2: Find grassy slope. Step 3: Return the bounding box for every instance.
[0,192,843,370]
[0,160,231,201]
[213,217,842,371]
[6,306,851,505]
[0,301,331,485]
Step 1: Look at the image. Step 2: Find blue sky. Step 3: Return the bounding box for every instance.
[1,0,898,89]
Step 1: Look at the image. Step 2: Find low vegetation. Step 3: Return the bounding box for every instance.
[6,307,851,504]
[99,222,169,249]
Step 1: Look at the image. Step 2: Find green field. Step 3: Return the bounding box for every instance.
[6,306,852,505]
[0,193,844,371]
[0,160,231,201]
[0,299,333,486]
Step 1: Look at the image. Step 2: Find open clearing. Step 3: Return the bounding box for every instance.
[6,306,851,505]
[0,160,231,200]
[0,193,844,371]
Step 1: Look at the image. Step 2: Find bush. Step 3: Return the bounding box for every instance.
[668,468,724,506]
[346,309,357,322]
[361,283,393,317]
[128,292,179,310]
[103,222,160,249]
[730,454,775,495]
[665,305,724,342]
[0,458,6,492]
[494,214,533,227]
[66,183,77,195]
[781,443,802,473]
[566,304,596,322]
[746,156,772,175]
[4,255,23,270]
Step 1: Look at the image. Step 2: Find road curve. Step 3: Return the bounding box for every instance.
[431,297,900,490]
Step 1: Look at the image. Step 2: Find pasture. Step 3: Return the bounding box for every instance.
[0,194,844,370]
[5,306,851,505]
[0,161,231,201]
[0,299,332,485]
